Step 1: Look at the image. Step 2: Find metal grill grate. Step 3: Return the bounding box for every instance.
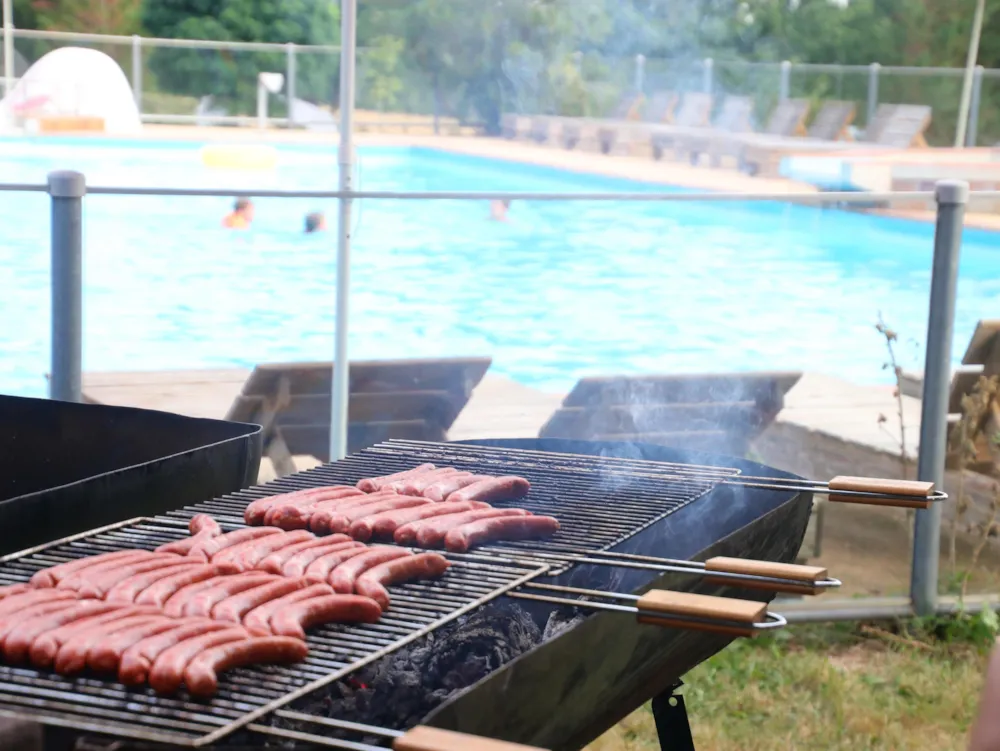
[0,517,544,747]
[170,440,740,572]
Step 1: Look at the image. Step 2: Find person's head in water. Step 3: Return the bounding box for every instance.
[223,197,254,229]
[490,198,511,222]
[305,211,327,233]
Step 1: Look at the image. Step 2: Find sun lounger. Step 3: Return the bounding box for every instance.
[704,98,810,167]
[225,357,491,476]
[646,92,716,160]
[558,92,644,151]
[596,90,677,155]
[538,371,802,457]
[500,113,532,140]
[672,95,757,165]
[945,320,1000,475]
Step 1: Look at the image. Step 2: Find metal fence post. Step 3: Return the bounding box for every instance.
[867,62,880,128]
[286,43,297,128]
[911,180,968,616]
[634,54,646,94]
[48,171,86,404]
[702,58,713,95]
[131,35,142,109]
[779,60,791,102]
[967,65,983,147]
[2,0,13,98]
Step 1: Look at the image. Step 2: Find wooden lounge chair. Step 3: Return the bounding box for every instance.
[673,95,757,165]
[647,92,715,160]
[862,104,932,148]
[706,98,810,167]
[500,113,532,140]
[538,371,802,457]
[596,90,677,155]
[559,92,644,151]
[226,357,491,476]
[946,320,1000,475]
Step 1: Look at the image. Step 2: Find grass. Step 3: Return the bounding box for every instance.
[586,615,997,751]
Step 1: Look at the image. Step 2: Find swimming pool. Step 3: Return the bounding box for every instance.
[1,137,998,399]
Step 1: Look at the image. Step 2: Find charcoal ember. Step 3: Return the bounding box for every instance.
[270,602,542,745]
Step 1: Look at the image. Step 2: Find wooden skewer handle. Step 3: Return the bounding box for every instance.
[636,590,766,624]
[828,476,934,497]
[395,727,551,751]
[827,494,932,510]
[705,556,827,583]
[637,614,758,638]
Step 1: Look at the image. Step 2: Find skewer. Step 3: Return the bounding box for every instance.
[509,584,786,636]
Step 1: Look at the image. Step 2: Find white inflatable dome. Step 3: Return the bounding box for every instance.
[0,47,142,134]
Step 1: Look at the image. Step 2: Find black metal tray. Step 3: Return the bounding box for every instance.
[0,395,262,554]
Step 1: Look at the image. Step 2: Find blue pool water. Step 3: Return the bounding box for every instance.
[1,138,998,399]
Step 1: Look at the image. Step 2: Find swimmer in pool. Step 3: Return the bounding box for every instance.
[490,199,511,222]
[305,211,327,233]
[223,198,254,229]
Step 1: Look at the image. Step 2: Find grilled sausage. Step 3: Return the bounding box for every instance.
[212,578,309,623]
[320,496,431,536]
[134,565,219,609]
[86,617,182,673]
[242,583,334,634]
[444,515,560,553]
[395,508,529,548]
[396,468,465,496]
[30,607,157,668]
[54,614,166,675]
[118,621,235,686]
[56,551,158,592]
[190,514,222,536]
[163,575,234,618]
[263,487,365,528]
[245,486,359,526]
[183,636,309,699]
[30,549,150,588]
[213,530,314,574]
[106,562,207,604]
[0,584,31,601]
[0,588,79,617]
[354,553,451,611]
[307,493,417,534]
[270,594,383,639]
[302,546,371,584]
[149,628,250,695]
[189,527,284,561]
[76,557,196,600]
[329,547,413,595]
[422,474,492,502]
[444,476,531,504]
[356,464,435,493]
[281,541,364,579]
[356,501,488,542]
[256,536,352,574]
[182,574,279,618]
[2,600,119,663]
[0,600,81,645]
[155,515,223,556]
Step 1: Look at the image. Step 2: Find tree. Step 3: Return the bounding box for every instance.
[142,0,339,115]
[31,0,141,35]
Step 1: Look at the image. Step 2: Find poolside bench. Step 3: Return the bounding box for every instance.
[225,357,492,476]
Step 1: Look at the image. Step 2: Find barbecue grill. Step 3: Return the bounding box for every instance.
[0,437,941,751]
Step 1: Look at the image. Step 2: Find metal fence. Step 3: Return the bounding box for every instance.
[2,27,999,144]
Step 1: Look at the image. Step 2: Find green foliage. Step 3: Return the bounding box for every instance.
[358,35,404,112]
[32,0,142,35]
[141,0,339,115]
[909,606,1000,650]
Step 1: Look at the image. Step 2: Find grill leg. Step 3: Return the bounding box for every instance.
[650,681,695,751]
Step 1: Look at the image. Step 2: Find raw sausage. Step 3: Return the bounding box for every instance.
[148,628,250,695]
[0,588,79,618]
[189,527,283,561]
[190,514,222,536]
[396,468,464,495]
[155,515,223,556]
[263,487,364,528]
[242,583,333,634]
[445,476,531,504]
[245,486,357,526]
[183,636,308,699]
[319,496,431,536]
[135,565,219,609]
[2,600,120,664]
[422,474,492,502]
[302,546,371,584]
[356,464,435,493]
[76,557,195,600]
[256,536,351,574]
[303,491,402,534]
[30,549,149,588]
[213,530,314,574]
[444,515,560,553]
[163,575,233,618]
[270,594,383,639]
[87,618,182,673]
[0,584,31,601]
[212,578,309,623]
[181,574,279,618]
[281,541,363,579]
[56,551,157,592]
[106,562,207,603]
[329,547,413,595]
[54,614,166,675]
[0,600,81,644]
[118,621,234,686]
[354,553,451,610]
[30,607,157,668]
[356,501,487,542]
[394,508,529,547]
